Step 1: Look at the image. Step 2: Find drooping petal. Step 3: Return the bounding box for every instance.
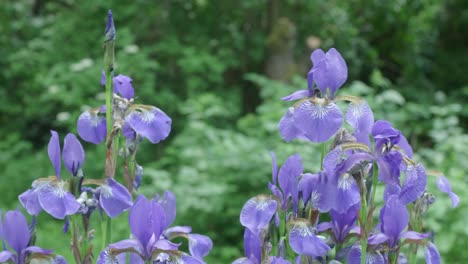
[312,48,348,98]
[232,257,256,264]
[99,178,133,218]
[424,242,441,264]
[399,164,427,204]
[4,210,30,254]
[151,239,180,252]
[188,234,213,259]
[436,176,460,208]
[97,239,145,264]
[243,228,261,263]
[288,219,330,257]
[19,189,43,216]
[240,195,277,234]
[113,74,134,99]
[21,246,54,260]
[380,195,408,247]
[62,133,85,176]
[281,90,310,101]
[278,107,304,142]
[77,108,107,144]
[129,195,166,249]
[156,191,176,229]
[126,106,172,144]
[383,184,401,203]
[38,182,80,219]
[48,131,61,177]
[294,98,343,143]
[332,174,360,213]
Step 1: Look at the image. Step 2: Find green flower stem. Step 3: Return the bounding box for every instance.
[359,195,368,264]
[370,162,379,209]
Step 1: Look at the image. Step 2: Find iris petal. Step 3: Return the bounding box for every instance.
[77,109,107,144]
[294,98,343,143]
[288,219,330,257]
[126,106,171,144]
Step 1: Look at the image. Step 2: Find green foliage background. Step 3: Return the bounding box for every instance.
[0,0,467,263]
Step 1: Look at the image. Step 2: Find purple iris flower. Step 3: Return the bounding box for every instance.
[346,244,385,264]
[77,104,171,145]
[98,193,212,263]
[371,120,413,185]
[19,131,81,219]
[268,152,302,213]
[383,163,427,205]
[278,48,347,143]
[240,195,278,235]
[288,218,330,257]
[368,195,428,248]
[317,204,359,244]
[424,242,441,264]
[435,175,460,208]
[0,210,65,264]
[97,177,132,218]
[233,228,291,264]
[77,106,106,144]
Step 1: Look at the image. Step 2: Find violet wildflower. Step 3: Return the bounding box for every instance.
[317,204,359,244]
[288,218,330,257]
[113,74,134,99]
[98,193,212,263]
[240,195,278,235]
[368,195,428,248]
[97,177,132,218]
[279,48,348,143]
[77,106,107,144]
[0,210,65,264]
[19,131,81,219]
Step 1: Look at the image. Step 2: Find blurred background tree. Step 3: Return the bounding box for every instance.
[0,0,466,262]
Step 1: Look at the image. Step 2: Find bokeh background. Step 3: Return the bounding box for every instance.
[1,0,467,263]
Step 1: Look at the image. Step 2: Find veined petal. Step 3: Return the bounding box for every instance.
[77,109,107,144]
[100,178,133,218]
[399,164,427,204]
[4,210,30,254]
[129,195,166,249]
[281,90,310,101]
[436,176,460,208]
[165,226,192,237]
[288,219,330,257]
[19,189,43,216]
[240,195,277,233]
[113,74,134,99]
[397,134,413,158]
[424,242,441,264]
[48,131,61,177]
[278,107,304,142]
[62,133,85,176]
[294,98,343,143]
[312,48,348,98]
[126,106,171,144]
[38,181,80,219]
[188,234,213,259]
[333,174,360,213]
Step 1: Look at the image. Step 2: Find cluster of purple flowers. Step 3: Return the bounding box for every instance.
[235,48,459,264]
[2,10,212,264]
